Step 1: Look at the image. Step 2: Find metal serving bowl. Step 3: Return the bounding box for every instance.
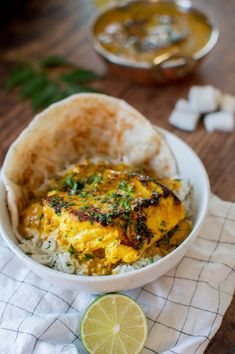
[89,0,219,84]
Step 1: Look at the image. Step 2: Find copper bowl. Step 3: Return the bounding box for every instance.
[89,0,219,84]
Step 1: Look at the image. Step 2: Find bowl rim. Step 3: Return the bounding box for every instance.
[0,128,210,284]
[88,0,220,69]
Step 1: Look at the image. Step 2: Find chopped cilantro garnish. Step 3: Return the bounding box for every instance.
[64,176,75,188]
[79,191,89,198]
[103,196,110,203]
[137,242,144,250]
[45,241,51,249]
[123,212,131,222]
[118,180,128,191]
[97,213,110,225]
[118,180,134,194]
[89,210,95,217]
[64,176,84,195]
[111,192,119,198]
[84,254,94,260]
[166,225,179,239]
[48,196,76,215]
[121,198,132,210]
[94,175,103,184]
[86,174,103,185]
[68,245,75,255]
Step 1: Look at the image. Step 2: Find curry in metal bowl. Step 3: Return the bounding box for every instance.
[90,0,219,83]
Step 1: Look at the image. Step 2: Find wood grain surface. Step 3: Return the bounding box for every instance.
[0,0,234,352]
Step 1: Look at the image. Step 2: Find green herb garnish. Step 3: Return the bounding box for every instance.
[118,180,129,191]
[166,225,179,239]
[48,196,74,215]
[68,245,75,255]
[86,174,103,185]
[64,176,84,195]
[137,242,144,250]
[118,180,134,194]
[84,254,94,260]
[45,241,51,249]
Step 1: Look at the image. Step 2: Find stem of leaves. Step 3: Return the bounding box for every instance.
[5,55,104,112]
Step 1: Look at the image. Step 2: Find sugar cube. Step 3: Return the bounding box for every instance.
[188,86,221,113]
[204,111,234,132]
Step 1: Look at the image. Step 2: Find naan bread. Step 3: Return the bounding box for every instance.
[1,93,177,230]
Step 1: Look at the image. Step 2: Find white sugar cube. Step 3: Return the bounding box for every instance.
[175,98,198,113]
[204,111,234,132]
[188,86,221,113]
[169,110,200,132]
[220,94,235,113]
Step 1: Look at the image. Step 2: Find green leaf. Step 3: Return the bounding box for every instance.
[5,56,105,112]
[65,85,101,96]
[46,91,67,106]
[31,83,60,111]
[5,66,35,91]
[40,55,72,68]
[20,74,48,98]
[60,69,102,84]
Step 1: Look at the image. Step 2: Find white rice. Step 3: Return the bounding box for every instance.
[18,179,192,276]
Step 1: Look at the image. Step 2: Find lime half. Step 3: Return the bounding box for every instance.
[81,293,148,354]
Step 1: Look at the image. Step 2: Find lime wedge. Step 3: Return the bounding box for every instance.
[81,294,148,354]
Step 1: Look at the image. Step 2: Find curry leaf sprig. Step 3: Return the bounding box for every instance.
[5,55,104,111]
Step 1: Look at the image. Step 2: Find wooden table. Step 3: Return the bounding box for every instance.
[0,0,234,352]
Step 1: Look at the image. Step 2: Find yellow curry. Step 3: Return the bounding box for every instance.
[20,161,191,275]
[94,1,212,64]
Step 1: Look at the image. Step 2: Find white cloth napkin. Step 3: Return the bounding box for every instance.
[0,194,234,354]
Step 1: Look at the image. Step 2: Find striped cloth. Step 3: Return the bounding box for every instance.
[0,194,234,354]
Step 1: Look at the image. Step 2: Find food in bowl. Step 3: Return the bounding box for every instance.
[2,93,192,277]
[18,160,191,275]
[93,0,213,65]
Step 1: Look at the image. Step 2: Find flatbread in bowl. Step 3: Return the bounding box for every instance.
[0,93,209,291]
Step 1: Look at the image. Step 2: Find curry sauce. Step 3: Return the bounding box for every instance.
[19,161,191,275]
[94,1,212,64]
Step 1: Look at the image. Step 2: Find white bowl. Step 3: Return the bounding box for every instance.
[0,129,210,293]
